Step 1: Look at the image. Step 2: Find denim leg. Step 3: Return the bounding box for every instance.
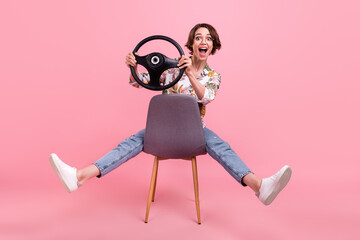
[93,129,145,177]
[204,127,253,186]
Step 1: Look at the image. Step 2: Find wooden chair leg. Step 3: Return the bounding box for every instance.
[145,156,159,223]
[191,157,201,224]
[152,157,159,202]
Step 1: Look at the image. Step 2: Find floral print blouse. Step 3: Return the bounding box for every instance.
[129,64,221,126]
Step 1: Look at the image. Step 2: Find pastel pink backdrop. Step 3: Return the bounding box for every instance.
[1,0,359,239]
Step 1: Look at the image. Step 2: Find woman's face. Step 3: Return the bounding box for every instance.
[192,27,213,61]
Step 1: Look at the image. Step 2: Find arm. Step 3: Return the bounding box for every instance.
[177,56,205,99]
[199,71,221,105]
[178,56,221,105]
[185,69,206,100]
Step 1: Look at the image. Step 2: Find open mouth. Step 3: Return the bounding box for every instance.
[198,47,208,57]
[199,48,207,53]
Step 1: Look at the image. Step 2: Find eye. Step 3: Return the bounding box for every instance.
[207,37,212,41]
[195,37,201,41]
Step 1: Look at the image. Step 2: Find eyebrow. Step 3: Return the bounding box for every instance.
[195,33,212,37]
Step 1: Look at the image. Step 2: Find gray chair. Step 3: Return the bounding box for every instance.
[143,94,207,224]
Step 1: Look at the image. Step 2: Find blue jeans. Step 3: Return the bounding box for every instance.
[94,128,252,186]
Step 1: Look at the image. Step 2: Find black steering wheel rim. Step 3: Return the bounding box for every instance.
[130,35,185,91]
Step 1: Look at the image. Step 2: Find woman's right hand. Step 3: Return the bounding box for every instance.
[125,52,137,68]
[126,52,140,83]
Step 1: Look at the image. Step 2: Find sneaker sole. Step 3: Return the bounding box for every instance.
[263,165,292,205]
[49,153,72,193]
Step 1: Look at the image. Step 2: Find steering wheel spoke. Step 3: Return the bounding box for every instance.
[135,55,148,68]
[148,70,162,87]
[163,56,180,70]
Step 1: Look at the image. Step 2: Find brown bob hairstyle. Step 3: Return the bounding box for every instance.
[185,23,222,55]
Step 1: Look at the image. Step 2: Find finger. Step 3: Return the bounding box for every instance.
[125,58,137,67]
[125,55,132,62]
[177,57,187,66]
[126,63,136,68]
[127,55,135,62]
[129,59,137,67]
[126,55,136,64]
[178,61,189,68]
[178,62,189,69]
[178,55,186,61]
[178,63,187,68]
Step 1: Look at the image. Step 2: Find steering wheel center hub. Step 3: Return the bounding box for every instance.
[151,56,160,65]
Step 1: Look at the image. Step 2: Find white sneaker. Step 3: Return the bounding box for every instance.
[49,153,80,193]
[256,165,292,205]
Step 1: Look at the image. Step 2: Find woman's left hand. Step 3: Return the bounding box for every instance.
[177,55,194,77]
[177,55,205,99]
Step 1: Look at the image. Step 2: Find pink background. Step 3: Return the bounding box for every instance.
[1,0,359,239]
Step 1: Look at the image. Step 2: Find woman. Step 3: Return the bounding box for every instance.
[50,23,291,206]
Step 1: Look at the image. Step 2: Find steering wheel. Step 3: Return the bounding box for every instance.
[130,35,185,91]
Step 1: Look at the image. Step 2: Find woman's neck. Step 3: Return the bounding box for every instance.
[191,56,207,75]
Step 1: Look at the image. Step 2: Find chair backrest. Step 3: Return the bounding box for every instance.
[144,94,207,159]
